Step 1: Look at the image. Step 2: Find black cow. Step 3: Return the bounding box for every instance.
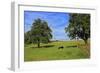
[58,46,64,49]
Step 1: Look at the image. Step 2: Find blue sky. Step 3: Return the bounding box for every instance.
[24,11,70,40]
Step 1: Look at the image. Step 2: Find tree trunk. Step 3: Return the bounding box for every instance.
[84,39,88,45]
[83,39,90,57]
[37,39,40,48]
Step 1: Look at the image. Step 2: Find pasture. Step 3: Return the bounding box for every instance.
[24,40,90,61]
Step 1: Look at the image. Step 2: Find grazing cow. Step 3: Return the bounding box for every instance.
[58,46,64,49]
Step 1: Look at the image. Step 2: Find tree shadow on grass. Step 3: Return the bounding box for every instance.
[31,45,55,48]
[41,45,55,48]
[66,45,77,48]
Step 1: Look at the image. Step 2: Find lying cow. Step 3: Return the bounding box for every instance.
[58,46,64,49]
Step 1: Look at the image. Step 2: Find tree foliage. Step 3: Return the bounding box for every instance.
[24,31,32,44]
[65,13,90,44]
[25,18,52,47]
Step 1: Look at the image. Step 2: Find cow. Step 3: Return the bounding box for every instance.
[58,46,64,49]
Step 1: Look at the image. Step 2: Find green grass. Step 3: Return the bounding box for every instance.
[24,40,90,61]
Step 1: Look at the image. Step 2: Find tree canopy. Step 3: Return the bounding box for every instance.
[65,13,90,44]
[25,18,52,47]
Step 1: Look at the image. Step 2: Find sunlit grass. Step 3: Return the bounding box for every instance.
[24,40,90,61]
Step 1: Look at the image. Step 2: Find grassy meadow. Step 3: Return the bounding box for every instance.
[24,40,90,61]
